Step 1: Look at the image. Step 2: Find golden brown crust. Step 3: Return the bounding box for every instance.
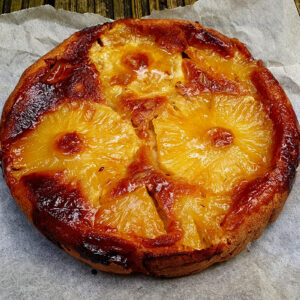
[0,19,299,278]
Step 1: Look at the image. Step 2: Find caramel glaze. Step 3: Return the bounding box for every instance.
[128,20,235,57]
[120,94,167,139]
[110,146,203,248]
[177,59,242,96]
[1,20,299,273]
[110,51,150,87]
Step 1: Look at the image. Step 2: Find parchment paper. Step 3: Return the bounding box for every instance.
[0,1,299,299]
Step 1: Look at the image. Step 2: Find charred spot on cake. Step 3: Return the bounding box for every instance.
[23,172,93,226]
[44,58,57,70]
[91,269,97,275]
[77,234,136,269]
[181,52,191,59]
[2,68,59,142]
[207,127,234,148]
[97,37,104,47]
[55,132,85,156]
[181,24,235,58]
[63,23,110,64]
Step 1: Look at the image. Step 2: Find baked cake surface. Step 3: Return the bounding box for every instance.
[1,19,299,277]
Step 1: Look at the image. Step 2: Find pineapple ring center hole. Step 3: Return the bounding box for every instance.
[122,51,150,71]
[55,131,85,155]
[207,127,234,148]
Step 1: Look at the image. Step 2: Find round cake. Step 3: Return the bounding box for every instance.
[1,19,299,277]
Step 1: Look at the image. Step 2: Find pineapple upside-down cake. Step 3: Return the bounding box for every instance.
[0,19,299,277]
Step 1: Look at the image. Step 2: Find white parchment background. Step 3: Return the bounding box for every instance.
[0,1,299,299]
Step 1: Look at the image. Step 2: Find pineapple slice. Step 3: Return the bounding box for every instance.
[184,47,257,93]
[97,187,166,239]
[153,94,274,194]
[10,101,140,206]
[89,39,184,107]
[174,195,231,249]
[100,23,153,47]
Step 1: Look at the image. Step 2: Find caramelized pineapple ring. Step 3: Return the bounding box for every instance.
[10,101,140,206]
[89,34,184,106]
[153,95,274,194]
